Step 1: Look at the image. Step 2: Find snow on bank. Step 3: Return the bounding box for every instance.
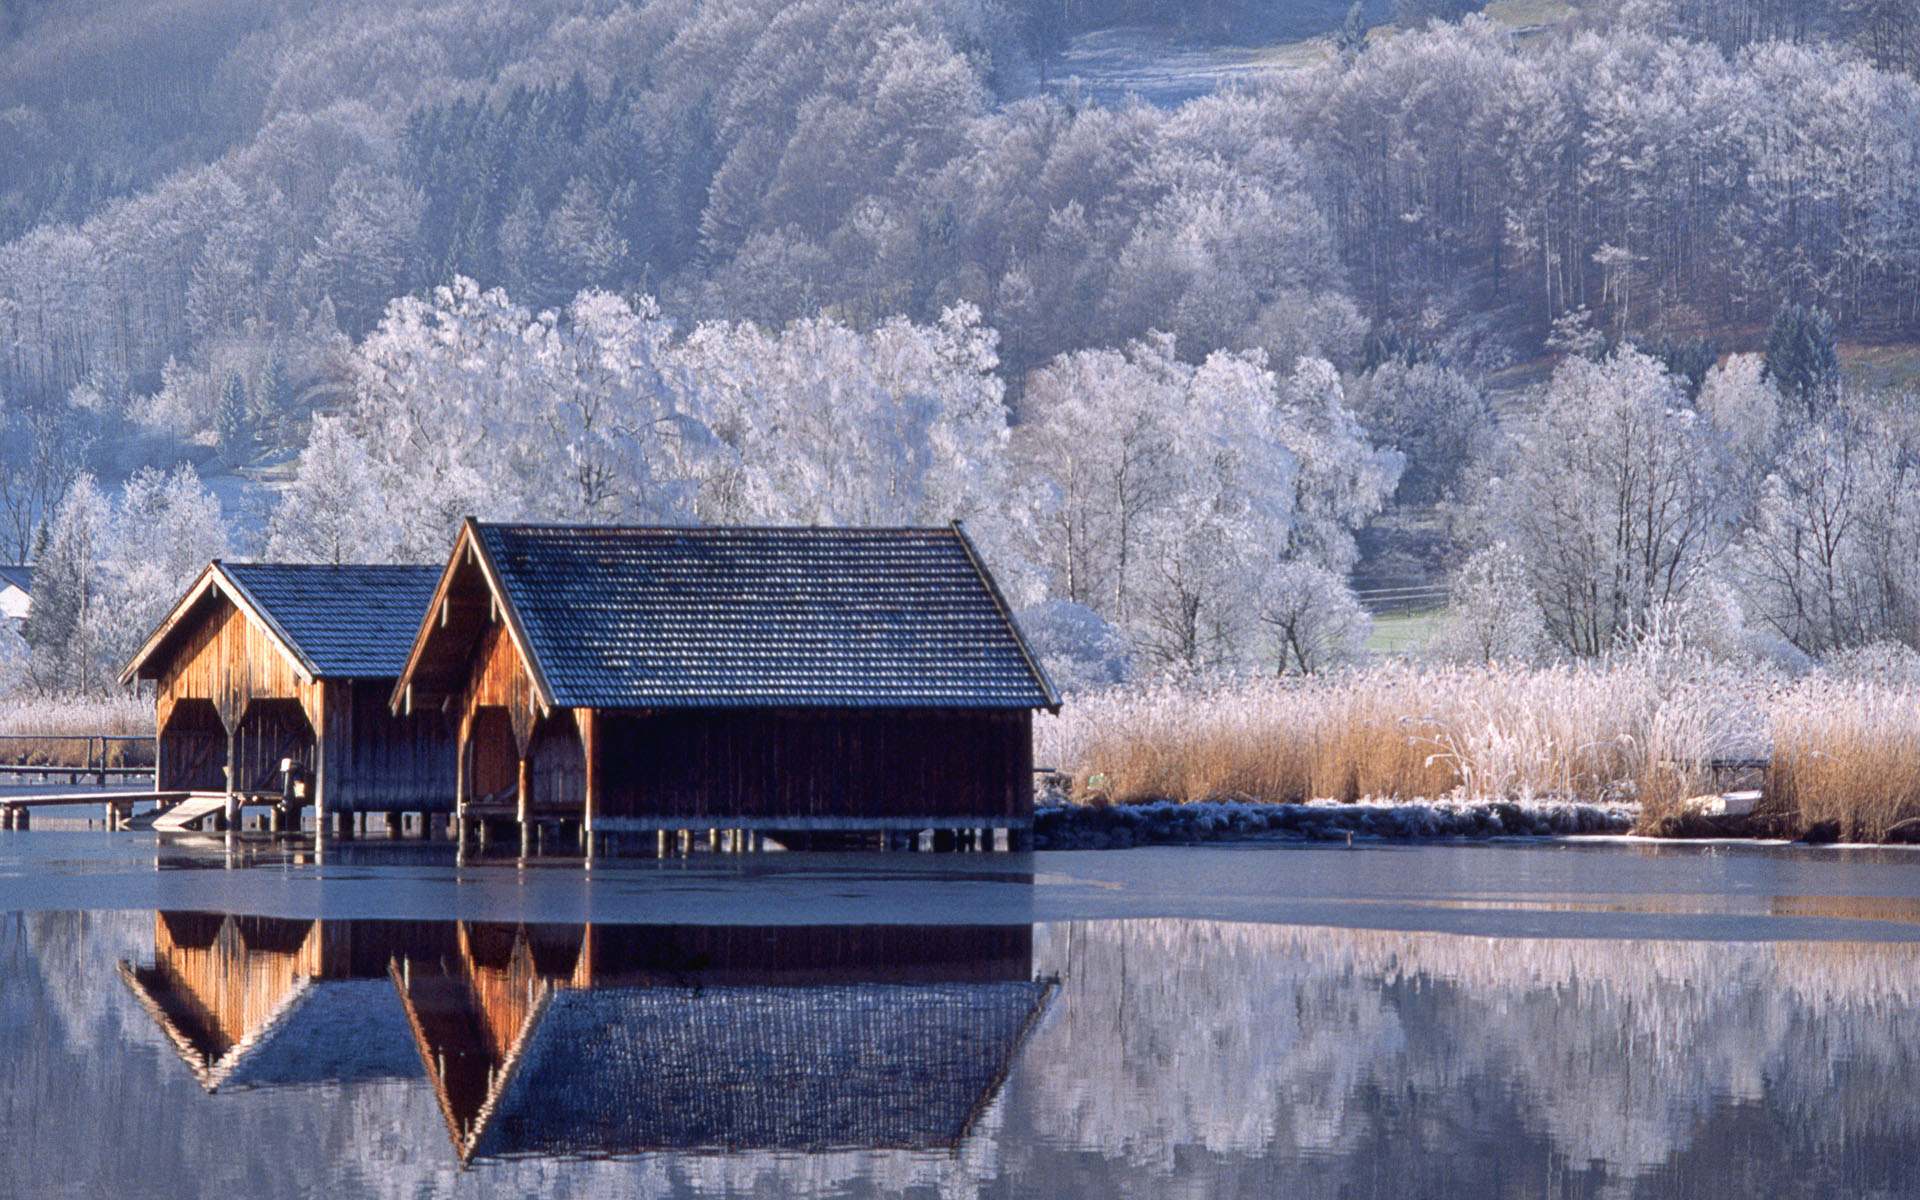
[1033,797,1635,849]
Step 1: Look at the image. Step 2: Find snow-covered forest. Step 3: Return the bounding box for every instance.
[4,0,1920,693]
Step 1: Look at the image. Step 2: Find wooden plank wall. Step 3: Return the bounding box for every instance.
[328,681,457,812]
[231,699,313,793]
[460,622,539,757]
[154,595,315,736]
[597,709,1033,823]
[529,711,584,810]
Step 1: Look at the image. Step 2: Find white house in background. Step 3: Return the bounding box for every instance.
[0,566,31,623]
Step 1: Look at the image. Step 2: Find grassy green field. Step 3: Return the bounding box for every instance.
[1367,609,1444,657]
[1840,343,1920,394]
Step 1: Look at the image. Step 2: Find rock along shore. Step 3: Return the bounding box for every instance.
[1032,798,1636,850]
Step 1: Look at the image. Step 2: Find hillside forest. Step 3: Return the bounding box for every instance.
[3,0,1920,693]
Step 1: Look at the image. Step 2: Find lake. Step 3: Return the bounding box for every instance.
[3,833,1920,1198]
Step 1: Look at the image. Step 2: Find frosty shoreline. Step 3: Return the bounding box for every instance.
[1032,797,1637,849]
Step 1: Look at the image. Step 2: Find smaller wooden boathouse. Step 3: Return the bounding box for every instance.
[392,520,1060,850]
[120,562,455,830]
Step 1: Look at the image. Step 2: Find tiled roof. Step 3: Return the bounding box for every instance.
[471,980,1052,1159]
[474,524,1057,710]
[220,563,443,679]
[0,564,31,593]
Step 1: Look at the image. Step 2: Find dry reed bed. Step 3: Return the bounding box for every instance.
[0,695,154,766]
[1037,660,1920,841]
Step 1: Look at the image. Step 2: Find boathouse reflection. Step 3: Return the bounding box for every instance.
[119,912,1049,1163]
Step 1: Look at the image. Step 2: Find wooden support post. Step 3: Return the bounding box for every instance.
[517,755,532,857]
[310,681,329,841]
[223,724,239,830]
[454,712,472,847]
[576,708,598,851]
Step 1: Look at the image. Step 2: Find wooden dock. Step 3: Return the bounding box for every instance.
[1,790,194,831]
[0,733,155,788]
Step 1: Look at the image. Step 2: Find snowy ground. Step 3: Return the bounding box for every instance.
[1046,27,1331,108]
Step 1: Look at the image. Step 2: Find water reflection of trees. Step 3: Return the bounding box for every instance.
[1009,922,1920,1196]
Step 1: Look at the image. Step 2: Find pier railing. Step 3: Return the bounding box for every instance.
[0,734,157,787]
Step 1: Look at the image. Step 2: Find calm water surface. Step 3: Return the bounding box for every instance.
[2,832,1919,1198]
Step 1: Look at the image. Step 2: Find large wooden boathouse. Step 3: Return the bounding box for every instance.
[392,520,1059,850]
[120,562,454,829]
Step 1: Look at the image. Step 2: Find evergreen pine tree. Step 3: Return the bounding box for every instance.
[1763,302,1841,418]
[1650,336,1718,400]
[1335,3,1369,56]
[215,371,250,459]
[253,344,289,443]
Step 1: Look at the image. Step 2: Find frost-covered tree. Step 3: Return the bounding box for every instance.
[1016,598,1129,694]
[1430,541,1548,665]
[1734,411,1920,655]
[214,371,249,458]
[1019,335,1398,672]
[265,416,398,563]
[1347,359,1488,507]
[273,280,1036,588]
[22,476,112,694]
[1471,348,1730,656]
[24,466,226,693]
[0,407,88,563]
[1763,302,1841,419]
[279,278,708,562]
[1258,559,1372,674]
[100,466,228,666]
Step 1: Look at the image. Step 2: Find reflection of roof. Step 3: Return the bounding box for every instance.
[219,981,424,1089]
[470,980,1053,1160]
[119,967,422,1092]
[0,565,30,593]
[467,522,1058,710]
[218,563,443,678]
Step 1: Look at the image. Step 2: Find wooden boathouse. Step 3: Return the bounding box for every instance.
[392,520,1060,851]
[119,562,455,831]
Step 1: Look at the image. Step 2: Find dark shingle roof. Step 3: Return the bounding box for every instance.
[471,980,1051,1159]
[0,564,31,593]
[220,563,443,679]
[474,524,1057,710]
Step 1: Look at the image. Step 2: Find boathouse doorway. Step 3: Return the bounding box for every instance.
[158,698,224,792]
